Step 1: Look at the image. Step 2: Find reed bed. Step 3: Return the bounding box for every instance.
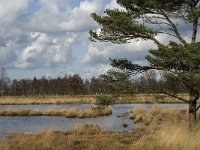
[0,96,96,105]
[0,94,191,105]
[0,107,112,118]
[1,123,200,150]
[117,93,190,103]
[130,106,189,126]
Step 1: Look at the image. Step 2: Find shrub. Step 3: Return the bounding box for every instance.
[95,95,117,109]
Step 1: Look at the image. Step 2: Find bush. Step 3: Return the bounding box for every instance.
[95,95,117,109]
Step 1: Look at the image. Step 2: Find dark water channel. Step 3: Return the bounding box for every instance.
[0,104,187,138]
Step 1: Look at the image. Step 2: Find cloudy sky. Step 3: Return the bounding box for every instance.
[0,0,196,80]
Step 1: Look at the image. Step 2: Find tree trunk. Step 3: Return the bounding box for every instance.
[189,100,196,127]
[189,90,198,127]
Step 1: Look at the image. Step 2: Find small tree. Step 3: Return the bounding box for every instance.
[90,0,200,127]
[95,95,116,109]
[100,69,135,94]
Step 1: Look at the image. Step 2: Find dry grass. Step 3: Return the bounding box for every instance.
[0,96,96,105]
[117,93,190,103]
[130,108,151,125]
[1,123,200,150]
[0,124,138,150]
[0,94,193,105]
[130,106,188,126]
[130,123,200,150]
[0,107,112,118]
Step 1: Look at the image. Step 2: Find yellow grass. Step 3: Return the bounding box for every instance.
[129,108,151,125]
[0,94,192,105]
[0,124,145,150]
[130,106,189,126]
[117,93,190,103]
[0,107,112,118]
[130,124,200,150]
[0,96,96,105]
[1,123,200,150]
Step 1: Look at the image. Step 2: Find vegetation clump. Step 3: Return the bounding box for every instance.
[130,106,188,126]
[0,107,112,118]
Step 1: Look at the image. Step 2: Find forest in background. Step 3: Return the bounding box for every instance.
[0,67,187,96]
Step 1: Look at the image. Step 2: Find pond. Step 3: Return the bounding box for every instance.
[0,103,187,138]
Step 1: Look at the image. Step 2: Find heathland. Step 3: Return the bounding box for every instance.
[0,106,200,150]
[0,94,199,150]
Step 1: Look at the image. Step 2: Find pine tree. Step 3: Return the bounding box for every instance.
[90,0,200,127]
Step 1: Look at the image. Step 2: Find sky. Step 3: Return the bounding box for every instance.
[0,0,198,80]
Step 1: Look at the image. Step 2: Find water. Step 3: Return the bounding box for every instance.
[0,103,187,138]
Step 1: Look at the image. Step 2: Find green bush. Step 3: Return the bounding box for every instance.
[95,95,117,109]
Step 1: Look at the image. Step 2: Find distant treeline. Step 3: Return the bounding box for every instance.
[0,74,106,96]
[0,68,187,96]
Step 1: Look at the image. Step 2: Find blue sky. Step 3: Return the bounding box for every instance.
[0,0,194,80]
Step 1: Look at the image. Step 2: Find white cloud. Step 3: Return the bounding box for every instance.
[0,0,104,70]
[105,0,124,10]
[0,41,17,66]
[60,0,105,32]
[16,32,76,69]
[47,33,75,65]
[0,0,29,23]
[0,0,198,79]
[21,0,105,33]
[82,40,157,66]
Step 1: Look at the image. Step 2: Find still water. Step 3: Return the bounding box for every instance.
[0,103,187,137]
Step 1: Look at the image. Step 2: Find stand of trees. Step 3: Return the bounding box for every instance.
[1,74,103,96]
[0,68,188,96]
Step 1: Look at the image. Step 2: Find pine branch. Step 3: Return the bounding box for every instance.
[149,37,166,48]
[160,10,187,45]
[135,83,189,103]
[162,91,189,103]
